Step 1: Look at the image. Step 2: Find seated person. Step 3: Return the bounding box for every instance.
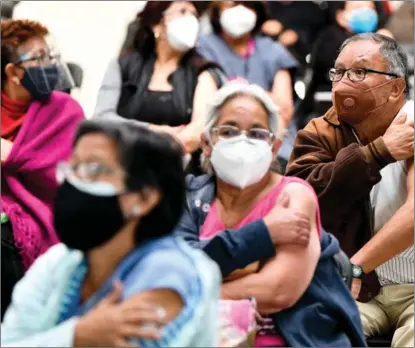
[287,33,414,348]
[1,120,221,347]
[174,82,367,347]
[198,1,298,132]
[198,1,299,171]
[261,0,331,65]
[94,1,224,175]
[1,19,84,319]
[297,0,393,129]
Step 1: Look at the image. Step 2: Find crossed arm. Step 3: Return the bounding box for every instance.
[221,183,321,315]
[351,161,414,273]
[93,60,218,153]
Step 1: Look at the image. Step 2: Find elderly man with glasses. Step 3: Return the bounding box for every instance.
[287,33,414,347]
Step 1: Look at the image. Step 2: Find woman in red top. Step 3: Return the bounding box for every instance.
[1,19,84,319]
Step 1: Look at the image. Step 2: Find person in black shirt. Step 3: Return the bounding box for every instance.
[261,1,332,66]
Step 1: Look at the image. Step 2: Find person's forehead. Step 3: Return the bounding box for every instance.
[218,1,236,10]
[335,40,385,68]
[345,0,374,11]
[218,95,269,127]
[16,36,48,58]
[167,1,196,12]
[74,133,119,164]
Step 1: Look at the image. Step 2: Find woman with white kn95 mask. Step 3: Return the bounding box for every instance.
[198,1,299,153]
[174,82,367,347]
[94,1,226,176]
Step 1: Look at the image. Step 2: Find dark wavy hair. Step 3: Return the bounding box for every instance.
[74,120,186,244]
[209,1,268,36]
[125,1,209,57]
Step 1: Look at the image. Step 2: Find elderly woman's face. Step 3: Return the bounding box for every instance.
[202,93,279,189]
[212,95,273,145]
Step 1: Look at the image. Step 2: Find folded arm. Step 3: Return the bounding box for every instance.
[176,70,218,153]
[93,59,150,128]
[221,183,321,315]
[286,120,396,220]
[271,69,294,130]
[351,161,414,273]
[175,208,275,278]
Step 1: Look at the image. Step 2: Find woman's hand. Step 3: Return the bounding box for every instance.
[278,30,299,47]
[262,19,284,37]
[74,281,167,347]
[1,138,13,162]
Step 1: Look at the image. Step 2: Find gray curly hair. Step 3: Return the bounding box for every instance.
[201,82,280,173]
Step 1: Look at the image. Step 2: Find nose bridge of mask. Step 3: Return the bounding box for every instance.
[66,175,120,197]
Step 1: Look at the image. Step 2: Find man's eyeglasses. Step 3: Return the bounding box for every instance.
[211,125,274,143]
[328,68,399,83]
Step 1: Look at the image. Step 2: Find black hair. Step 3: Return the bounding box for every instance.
[124,1,206,57]
[75,120,186,244]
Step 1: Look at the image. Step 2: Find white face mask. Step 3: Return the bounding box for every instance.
[166,15,200,52]
[210,135,273,189]
[220,5,257,39]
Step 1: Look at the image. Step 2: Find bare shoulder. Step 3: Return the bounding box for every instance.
[197,69,218,86]
[281,181,317,212]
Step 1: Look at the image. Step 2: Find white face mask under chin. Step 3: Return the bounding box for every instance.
[220,5,257,39]
[210,135,273,189]
[166,15,200,52]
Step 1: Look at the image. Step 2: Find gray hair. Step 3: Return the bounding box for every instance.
[201,82,280,173]
[340,33,409,97]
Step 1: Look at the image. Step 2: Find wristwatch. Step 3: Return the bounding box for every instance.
[352,264,364,279]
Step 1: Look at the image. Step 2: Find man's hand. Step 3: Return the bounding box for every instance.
[74,281,167,347]
[351,278,362,300]
[263,191,311,247]
[383,113,414,161]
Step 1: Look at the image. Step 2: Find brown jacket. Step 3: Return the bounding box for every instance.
[286,107,396,302]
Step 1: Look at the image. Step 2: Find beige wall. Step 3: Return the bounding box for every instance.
[14,1,147,117]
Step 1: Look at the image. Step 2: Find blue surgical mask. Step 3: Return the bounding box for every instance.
[347,7,378,34]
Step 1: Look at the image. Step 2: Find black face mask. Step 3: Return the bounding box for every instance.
[53,180,125,252]
[21,65,59,102]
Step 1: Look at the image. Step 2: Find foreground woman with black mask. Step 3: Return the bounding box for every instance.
[1,120,221,347]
